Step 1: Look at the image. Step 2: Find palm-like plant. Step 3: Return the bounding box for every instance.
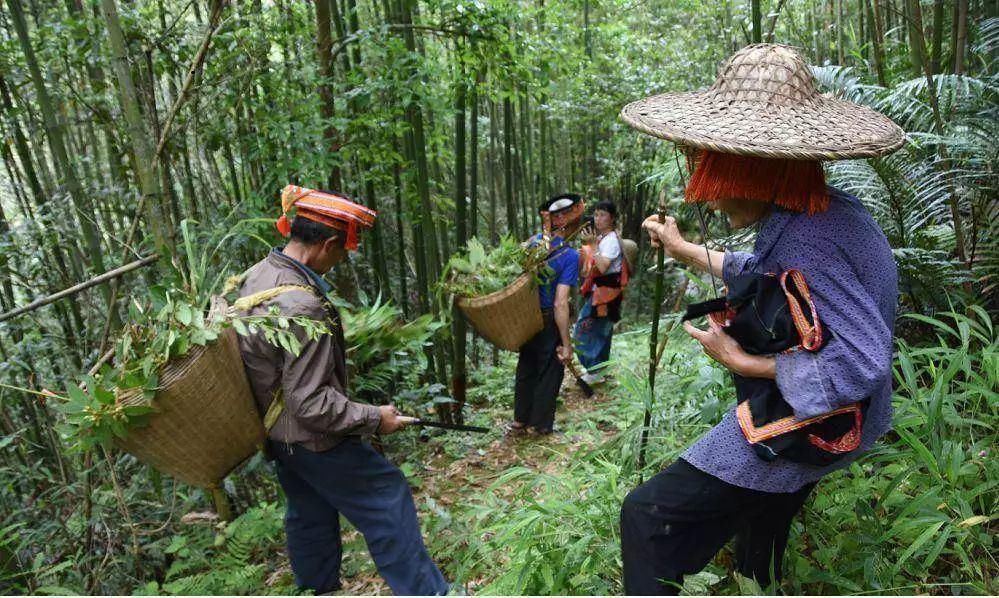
[812,52,998,312]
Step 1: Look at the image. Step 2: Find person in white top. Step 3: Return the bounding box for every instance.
[574,201,629,384]
[593,223,622,274]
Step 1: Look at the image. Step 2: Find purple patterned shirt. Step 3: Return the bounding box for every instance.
[683,186,898,493]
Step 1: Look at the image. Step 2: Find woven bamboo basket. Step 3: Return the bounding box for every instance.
[115,299,263,488]
[456,273,543,352]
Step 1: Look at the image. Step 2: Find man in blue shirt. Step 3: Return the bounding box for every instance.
[509,194,583,435]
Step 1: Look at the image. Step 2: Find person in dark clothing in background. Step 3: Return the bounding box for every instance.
[508,194,584,436]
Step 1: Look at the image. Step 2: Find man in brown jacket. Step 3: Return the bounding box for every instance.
[237,185,448,595]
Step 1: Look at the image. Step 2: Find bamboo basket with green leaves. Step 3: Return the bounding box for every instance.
[58,221,330,489]
[440,213,575,351]
[111,297,261,489]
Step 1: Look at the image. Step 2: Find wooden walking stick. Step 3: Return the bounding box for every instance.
[637,189,669,482]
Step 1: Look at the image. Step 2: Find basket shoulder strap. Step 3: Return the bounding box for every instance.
[263,388,285,432]
[613,232,631,285]
[230,284,315,313]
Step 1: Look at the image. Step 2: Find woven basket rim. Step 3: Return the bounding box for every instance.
[620,44,906,160]
[455,272,535,309]
[117,297,229,408]
[117,340,213,407]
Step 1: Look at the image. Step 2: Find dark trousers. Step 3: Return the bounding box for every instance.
[272,438,448,595]
[620,459,814,595]
[514,313,564,432]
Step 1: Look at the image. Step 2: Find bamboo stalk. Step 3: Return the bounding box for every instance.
[0,255,160,324]
[637,189,668,481]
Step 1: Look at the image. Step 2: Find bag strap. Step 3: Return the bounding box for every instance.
[229,284,315,314]
[230,284,317,433]
[779,269,823,351]
[682,298,728,322]
[614,232,630,287]
[737,400,863,446]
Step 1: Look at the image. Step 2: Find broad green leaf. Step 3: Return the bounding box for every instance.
[894,520,945,574]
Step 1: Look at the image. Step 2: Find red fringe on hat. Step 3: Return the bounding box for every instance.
[685,151,829,215]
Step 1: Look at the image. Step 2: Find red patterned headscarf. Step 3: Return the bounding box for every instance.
[277,185,377,250]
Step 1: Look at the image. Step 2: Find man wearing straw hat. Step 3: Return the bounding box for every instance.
[237,185,449,595]
[617,45,903,593]
[507,193,584,436]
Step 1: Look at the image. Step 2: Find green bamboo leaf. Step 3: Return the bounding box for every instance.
[896,427,940,478]
[921,525,952,569]
[893,520,945,574]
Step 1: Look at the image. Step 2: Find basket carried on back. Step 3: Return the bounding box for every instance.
[456,273,543,352]
[115,297,263,488]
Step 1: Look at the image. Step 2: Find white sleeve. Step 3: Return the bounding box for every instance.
[597,234,621,259]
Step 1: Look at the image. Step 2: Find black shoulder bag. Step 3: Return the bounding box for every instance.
[683,269,866,466]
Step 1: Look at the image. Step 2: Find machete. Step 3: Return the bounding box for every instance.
[564,359,596,398]
[398,416,489,433]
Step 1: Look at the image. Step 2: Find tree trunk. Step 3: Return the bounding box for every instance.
[859,0,866,59]
[908,0,969,267]
[930,0,944,74]
[315,0,343,191]
[101,0,171,254]
[8,0,111,294]
[451,58,468,423]
[489,100,500,244]
[751,0,762,42]
[837,0,845,64]
[142,48,183,228]
[503,96,517,238]
[0,74,46,200]
[469,68,481,240]
[868,0,889,85]
[953,0,968,74]
[907,0,927,76]
[392,161,409,318]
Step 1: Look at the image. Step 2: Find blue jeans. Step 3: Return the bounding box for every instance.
[272,438,448,595]
[574,298,615,372]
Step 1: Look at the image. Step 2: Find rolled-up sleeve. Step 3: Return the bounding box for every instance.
[773,241,893,418]
[281,306,382,436]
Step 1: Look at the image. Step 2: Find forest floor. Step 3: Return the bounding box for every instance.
[153,316,995,596]
[337,367,621,595]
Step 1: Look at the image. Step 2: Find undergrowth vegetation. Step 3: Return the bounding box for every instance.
[108,308,995,596]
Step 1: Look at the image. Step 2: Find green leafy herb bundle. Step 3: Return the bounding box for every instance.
[57,289,329,451]
[339,295,444,399]
[438,236,552,298]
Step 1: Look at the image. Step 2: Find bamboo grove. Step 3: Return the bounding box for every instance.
[0,0,996,593]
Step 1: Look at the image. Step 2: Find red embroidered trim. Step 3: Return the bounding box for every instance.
[807,408,863,453]
[736,401,862,443]
[780,269,823,351]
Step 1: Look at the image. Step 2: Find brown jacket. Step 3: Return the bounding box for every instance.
[237,249,381,451]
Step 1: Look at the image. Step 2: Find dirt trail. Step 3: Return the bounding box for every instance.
[335,379,616,595]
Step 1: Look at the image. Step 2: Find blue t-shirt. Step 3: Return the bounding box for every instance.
[529,234,579,309]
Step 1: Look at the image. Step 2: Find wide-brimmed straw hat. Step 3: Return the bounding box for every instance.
[621,44,905,160]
